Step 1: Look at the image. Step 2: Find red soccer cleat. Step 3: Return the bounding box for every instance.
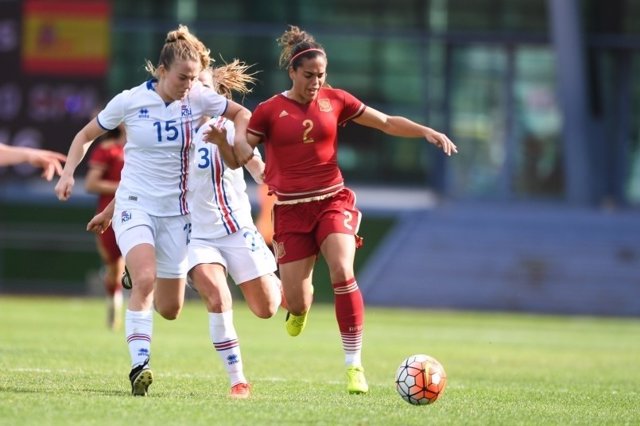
[229,382,251,399]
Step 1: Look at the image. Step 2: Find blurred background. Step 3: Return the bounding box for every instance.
[0,0,638,316]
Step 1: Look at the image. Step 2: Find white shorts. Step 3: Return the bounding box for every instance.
[112,208,190,279]
[188,227,277,285]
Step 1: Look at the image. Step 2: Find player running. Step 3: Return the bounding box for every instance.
[84,126,126,330]
[230,25,457,394]
[55,25,251,397]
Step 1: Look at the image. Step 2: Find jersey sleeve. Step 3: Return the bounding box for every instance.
[97,91,128,131]
[197,83,229,118]
[248,100,271,139]
[335,89,366,126]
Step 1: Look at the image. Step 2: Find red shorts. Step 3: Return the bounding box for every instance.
[97,226,122,263]
[272,188,361,264]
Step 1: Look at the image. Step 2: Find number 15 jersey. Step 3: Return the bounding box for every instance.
[98,80,228,216]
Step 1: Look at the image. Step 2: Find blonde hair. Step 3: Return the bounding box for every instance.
[209,58,258,100]
[277,25,325,70]
[145,25,211,77]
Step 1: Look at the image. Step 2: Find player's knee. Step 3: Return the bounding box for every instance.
[133,269,156,291]
[155,302,182,320]
[326,263,354,284]
[252,303,278,319]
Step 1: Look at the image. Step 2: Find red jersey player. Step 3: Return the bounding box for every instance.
[230,25,457,395]
[85,126,125,330]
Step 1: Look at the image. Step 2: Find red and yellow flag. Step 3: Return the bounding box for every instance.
[21,0,111,76]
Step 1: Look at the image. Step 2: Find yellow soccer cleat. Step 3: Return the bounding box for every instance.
[346,366,369,394]
[285,311,308,337]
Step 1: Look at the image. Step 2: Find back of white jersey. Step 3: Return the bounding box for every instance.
[188,116,255,239]
[98,80,228,216]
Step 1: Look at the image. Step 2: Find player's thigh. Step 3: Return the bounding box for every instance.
[239,273,280,318]
[190,262,232,312]
[320,233,356,282]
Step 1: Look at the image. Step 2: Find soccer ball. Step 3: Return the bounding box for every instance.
[395,354,447,405]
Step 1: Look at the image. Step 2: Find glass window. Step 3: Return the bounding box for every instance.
[448,0,548,32]
[449,46,508,197]
[626,55,640,204]
[513,47,563,198]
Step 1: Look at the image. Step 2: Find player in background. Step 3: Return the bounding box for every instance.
[54,25,252,397]
[0,143,66,181]
[230,25,457,394]
[84,126,125,330]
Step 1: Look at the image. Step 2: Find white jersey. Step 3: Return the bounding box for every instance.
[97,80,228,217]
[188,116,259,239]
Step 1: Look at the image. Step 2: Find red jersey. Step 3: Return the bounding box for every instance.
[248,87,365,201]
[87,140,125,212]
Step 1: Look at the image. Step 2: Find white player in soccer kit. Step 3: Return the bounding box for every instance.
[189,117,277,286]
[55,26,252,397]
[184,65,282,398]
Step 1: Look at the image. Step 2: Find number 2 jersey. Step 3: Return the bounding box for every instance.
[97,79,228,216]
[247,87,365,202]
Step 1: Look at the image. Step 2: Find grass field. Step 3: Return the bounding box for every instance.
[0,296,638,426]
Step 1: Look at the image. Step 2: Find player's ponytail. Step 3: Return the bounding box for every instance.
[277,25,325,70]
[211,58,258,100]
[145,25,211,77]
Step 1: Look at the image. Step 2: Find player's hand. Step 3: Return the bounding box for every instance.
[26,149,67,181]
[426,130,458,156]
[233,140,255,166]
[202,124,227,147]
[54,174,75,201]
[87,211,111,234]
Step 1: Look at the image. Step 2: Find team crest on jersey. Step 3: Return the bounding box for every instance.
[181,104,192,117]
[318,98,332,112]
[121,210,132,223]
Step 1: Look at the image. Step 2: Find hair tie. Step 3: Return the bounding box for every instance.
[289,48,325,67]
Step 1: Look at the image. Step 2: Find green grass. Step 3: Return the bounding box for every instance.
[0,297,638,425]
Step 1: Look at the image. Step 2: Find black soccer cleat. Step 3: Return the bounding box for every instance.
[129,357,153,396]
[121,266,132,290]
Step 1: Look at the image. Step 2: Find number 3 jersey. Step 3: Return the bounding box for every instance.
[188,116,258,239]
[97,80,228,217]
[248,87,365,202]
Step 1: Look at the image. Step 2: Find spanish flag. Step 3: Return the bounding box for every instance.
[22,0,110,76]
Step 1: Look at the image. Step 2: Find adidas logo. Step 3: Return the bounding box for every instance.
[279,110,289,118]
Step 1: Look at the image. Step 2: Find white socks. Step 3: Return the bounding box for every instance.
[209,310,246,386]
[125,309,153,368]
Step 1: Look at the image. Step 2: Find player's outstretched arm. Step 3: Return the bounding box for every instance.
[0,143,67,181]
[354,107,458,156]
